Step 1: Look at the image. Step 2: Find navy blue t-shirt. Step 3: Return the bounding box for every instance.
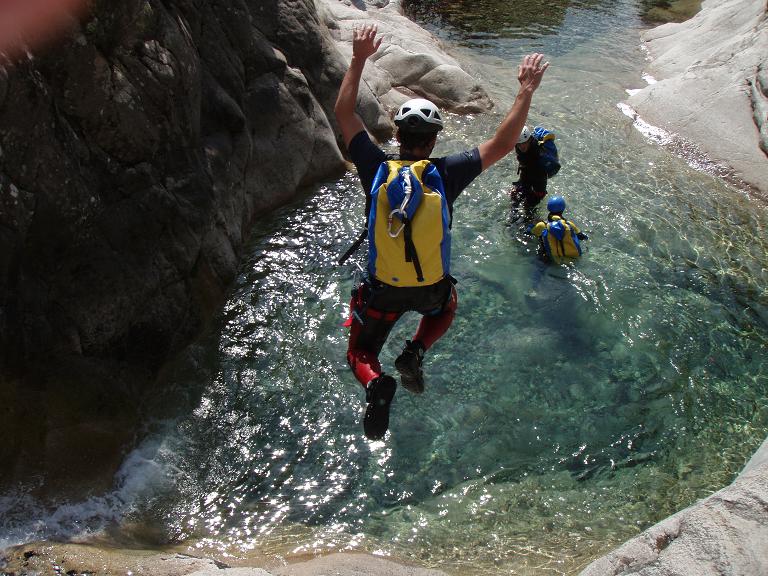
[348,131,482,216]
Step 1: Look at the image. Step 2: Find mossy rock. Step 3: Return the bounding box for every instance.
[641,0,702,23]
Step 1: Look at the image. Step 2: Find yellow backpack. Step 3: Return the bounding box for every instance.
[540,216,583,261]
[367,160,451,286]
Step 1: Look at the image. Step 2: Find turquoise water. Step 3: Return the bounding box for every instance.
[2,1,767,575]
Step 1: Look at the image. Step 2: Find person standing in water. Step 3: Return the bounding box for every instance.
[334,23,549,440]
[510,125,561,222]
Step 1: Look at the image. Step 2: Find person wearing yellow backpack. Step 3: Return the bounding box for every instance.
[334,23,549,440]
[528,196,588,264]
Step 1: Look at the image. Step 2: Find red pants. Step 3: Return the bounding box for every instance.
[345,277,457,387]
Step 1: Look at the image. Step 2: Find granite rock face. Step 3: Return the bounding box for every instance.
[0,0,350,491]
[626,0,768,194]
[318,0,493,122]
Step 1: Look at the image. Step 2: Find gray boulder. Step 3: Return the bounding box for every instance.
[318,0,493,130]
[626,0,768,194]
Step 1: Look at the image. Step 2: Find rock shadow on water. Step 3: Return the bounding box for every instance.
[402,0,611,40]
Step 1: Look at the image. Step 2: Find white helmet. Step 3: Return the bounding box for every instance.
[394,98,444,133]
[517,125,532,144]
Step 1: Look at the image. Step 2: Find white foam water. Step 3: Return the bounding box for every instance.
[0,434,176,550]
[616,102,674,144]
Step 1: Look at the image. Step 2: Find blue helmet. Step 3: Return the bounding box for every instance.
[547,196,566,213]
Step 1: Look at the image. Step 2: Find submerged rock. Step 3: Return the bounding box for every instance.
[0,544,449,576]
[639,0,702,24]
[579,438,768,575]
[271,553,449,575]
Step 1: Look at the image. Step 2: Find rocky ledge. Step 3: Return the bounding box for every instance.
[0,546,450,576]
[626,0,768,195]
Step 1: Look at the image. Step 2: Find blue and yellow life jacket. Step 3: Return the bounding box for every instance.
[368,159,451,286]
[535,215,583,262]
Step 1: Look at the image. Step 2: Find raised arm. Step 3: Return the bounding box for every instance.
[477,53,549,171]
[334,24,383,148]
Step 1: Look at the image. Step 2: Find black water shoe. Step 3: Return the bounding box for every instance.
[395,340,425,394]
[363,375,396,440]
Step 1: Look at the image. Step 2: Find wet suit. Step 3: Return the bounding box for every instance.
[345,130,481,388]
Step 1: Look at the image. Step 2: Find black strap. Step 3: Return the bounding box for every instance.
[338,227,368,265]
[402,219,424,282]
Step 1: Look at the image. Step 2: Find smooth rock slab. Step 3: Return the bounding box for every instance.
[626,0,768,194]
[318,0,493,122]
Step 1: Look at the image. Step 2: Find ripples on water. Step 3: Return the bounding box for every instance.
[403,0,618,43]
[117,129,766,573]
[2,1,767,574]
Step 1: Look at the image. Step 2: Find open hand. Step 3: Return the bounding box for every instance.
[352,23,383,61]
[518,53,549,92]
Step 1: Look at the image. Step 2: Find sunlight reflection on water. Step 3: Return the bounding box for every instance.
[156,12,767,570]
[141,110,767,575]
